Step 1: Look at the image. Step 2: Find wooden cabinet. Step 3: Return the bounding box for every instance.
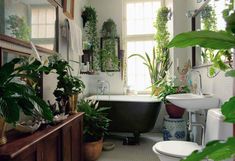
[0,113,83,161]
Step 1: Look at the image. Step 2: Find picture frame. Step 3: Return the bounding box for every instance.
[63,0,74,19]
[100,37,120,72]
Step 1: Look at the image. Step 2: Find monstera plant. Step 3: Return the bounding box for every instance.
[167,5,235,161]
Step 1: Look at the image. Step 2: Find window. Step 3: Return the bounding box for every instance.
[31,6,56,50]
[124,0,160,92]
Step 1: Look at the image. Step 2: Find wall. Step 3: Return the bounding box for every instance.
[86,0,125,95]
[43,0,89,102]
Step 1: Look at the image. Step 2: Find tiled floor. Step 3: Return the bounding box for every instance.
[98,133,162,161]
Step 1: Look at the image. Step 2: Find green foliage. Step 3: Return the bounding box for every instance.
[100,38,119,72]
[201,5,217,31]
[154,7,170,54]
[47,55,85,99]
[129,49,171,94]
[167,10,235,160]
[221,96,235,123]
[101,19,118,38]
[158,81,190,103]
[181,137,235,161]
[6,15,30,41]
[0,58,53,124]
[78,99,111,142]
[82,6,99,71]
[168,30,235,49]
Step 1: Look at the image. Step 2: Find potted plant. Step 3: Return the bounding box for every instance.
[158,80,190,118]
[47,55,85,114]
[0,58,53,145]
[78,99,110,161]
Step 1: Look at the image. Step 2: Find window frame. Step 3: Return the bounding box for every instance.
[123,0,161,93]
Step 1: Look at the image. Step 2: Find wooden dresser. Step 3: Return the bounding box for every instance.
[0,113,83,161]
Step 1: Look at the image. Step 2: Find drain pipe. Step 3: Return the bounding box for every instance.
[191,122,205,147]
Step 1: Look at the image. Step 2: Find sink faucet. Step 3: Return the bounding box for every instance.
[195,71,202,95]
[97,80,110,95]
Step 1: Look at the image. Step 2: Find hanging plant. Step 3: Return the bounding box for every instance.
[82,6,99,71]
[101,19,117,38]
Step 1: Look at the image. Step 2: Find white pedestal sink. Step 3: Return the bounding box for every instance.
[166,93,220,112]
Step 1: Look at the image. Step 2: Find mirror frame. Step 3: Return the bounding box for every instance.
[63,0,74,19]
[191,0,211,67]
[0,0,59,55]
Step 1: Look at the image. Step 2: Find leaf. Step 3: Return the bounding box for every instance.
[182,137,235,161]
[3,98,20,123]
[168,31,235,50]
[17,97,35,116]
[225,70,235,77]
[221,96,235,123]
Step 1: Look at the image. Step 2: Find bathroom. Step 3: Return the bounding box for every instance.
[0,0,234,161]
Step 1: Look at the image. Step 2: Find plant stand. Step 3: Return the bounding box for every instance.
[163,116,187,141]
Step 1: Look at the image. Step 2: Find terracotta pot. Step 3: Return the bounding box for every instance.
[84,138,103,161]
[68,94,78,114]
[165,103,185,118]
[0,117,7,146]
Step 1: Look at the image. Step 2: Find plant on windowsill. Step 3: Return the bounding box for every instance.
[100,19,120,72]
[77,99,110,161]
[47,55,85,114]
[158,80,190,118]
[167,1,235,159]
[82,6,99,71]
[0,58,53,145]
[129,6,172,95]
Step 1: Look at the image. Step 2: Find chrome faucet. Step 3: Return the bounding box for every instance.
[97,80,110,95]
[195,71,203,95]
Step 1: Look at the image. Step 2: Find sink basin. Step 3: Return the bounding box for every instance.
[166,93,220,112]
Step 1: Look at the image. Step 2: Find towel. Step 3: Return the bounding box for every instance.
[67,19,84,75]
[67,19,84,56]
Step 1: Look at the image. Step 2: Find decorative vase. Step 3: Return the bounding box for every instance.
[0,117,7,146]
[163,116,187,141]
[165,103,185,118]
[68,94,78,114]
[84,138,103,161]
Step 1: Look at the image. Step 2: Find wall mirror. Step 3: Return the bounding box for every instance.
[192,0,230,67]
[100,37,121,72]
[0,0,58,51]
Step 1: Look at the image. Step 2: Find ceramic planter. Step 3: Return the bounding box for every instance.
[163,116,187,141]
[0,117,7,146]
[84,138,103,161]
[68,94,78,114]
[165,103,185,118]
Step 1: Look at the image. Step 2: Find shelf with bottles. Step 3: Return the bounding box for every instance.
[81,49,94,74]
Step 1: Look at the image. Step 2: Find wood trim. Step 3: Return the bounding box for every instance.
[0,34,55,55]
[63,0,74,19]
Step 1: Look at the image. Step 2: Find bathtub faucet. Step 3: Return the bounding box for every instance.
[97,80,110,95]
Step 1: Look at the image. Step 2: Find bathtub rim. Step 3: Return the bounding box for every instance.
[87,94,161,103]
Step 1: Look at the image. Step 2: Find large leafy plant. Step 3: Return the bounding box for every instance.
[0,58,53,124]
[167,5,235,161]
[47,55,85,100]
[77,99,110,142]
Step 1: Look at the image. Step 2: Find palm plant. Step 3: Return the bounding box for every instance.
[129,48,171,95]
[0,58,53,124]
[77,99,110,142]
